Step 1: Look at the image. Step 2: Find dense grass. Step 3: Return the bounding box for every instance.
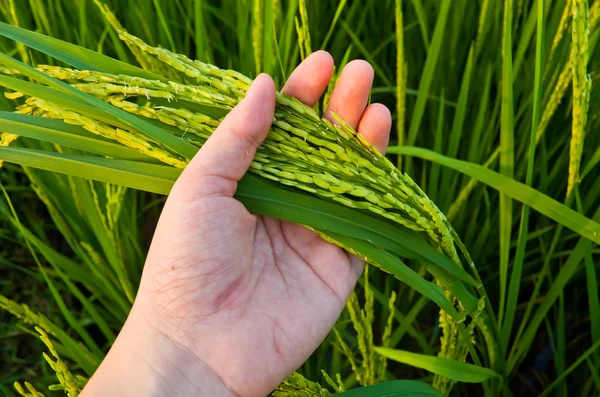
[0,0,599,396]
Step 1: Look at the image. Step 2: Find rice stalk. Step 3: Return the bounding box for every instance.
[0,0,29,65]
[548,0,572,65]
[475,0,490,57]
[273,0,281,38]
[330,266,397,387]
[538,1,599,145]
[15,96,188,168]
[568,0,591,198]
[395,0,406,170]
[252,0,264,73]
[434,298,488,394]
[379,290,397,381]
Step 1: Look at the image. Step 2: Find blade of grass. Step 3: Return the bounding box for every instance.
[152,0,177,51]
[320,0,347,50]
[395,0,405,170]
[375,347,501,383]
[405,0,451,173]
[501,0,545,351]
[427,89,444,203]
[498,0,515,332]
[0,21,162,80]
[577,189,600,365]
[386,146,600,245]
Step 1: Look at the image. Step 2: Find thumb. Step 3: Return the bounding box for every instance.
[175,73,276,198]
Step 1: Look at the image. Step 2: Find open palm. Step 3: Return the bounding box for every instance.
[90,53,391,397]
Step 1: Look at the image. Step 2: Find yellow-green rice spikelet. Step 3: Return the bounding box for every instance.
[14,381,44,397]
[36,327,86,397]
[252,0,264,74]
[568,0,591,198]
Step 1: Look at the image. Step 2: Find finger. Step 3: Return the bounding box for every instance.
[176,74,276,198]
[357,103,392,154]
[325,60,374,129]
[282,50,334,106]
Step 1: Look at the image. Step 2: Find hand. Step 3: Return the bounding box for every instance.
[82,52,391,397]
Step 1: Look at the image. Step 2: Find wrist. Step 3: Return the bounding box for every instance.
[81,304,237,397]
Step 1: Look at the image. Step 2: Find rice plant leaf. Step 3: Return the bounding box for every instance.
[386,146,600,245]
[409,0,430,48]
[334,380,442,396]
[0,52,198,159]
[0,111,157,162]
[375,347,501,383]
[0,21,163,80]
[0,147,178,193]
[498,0,515,331]
[427,89,444,203]
[320,0,347,49]
[581,144,600,180]
[502,0,545,352]
[406,0,450,149]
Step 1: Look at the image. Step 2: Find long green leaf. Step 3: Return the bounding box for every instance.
[0,147,178,193]
[0,21,163,80]
[386,146,600,245]
[406,0,450,152]
[498,0,515,332]
[502,0,545,351]
[375,347,501,383]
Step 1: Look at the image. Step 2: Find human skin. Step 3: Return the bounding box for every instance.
[81,52,392,397]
